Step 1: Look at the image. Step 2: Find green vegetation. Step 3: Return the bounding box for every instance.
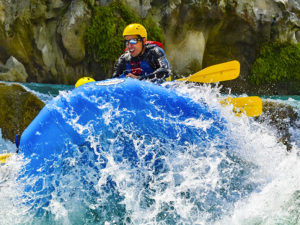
[250,41,300,85]
[85,0,164,71]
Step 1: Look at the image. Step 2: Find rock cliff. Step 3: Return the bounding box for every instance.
[0,0,299,93]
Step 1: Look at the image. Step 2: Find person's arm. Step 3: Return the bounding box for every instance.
[140,47,171,81]
[112,55,127,78]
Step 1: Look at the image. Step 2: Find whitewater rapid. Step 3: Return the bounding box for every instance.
[0,81,299,225]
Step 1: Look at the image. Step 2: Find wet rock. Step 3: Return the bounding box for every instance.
[0,83,44,142]
[0,0,93,84]
[59,0,91,63]
[256,100,299,151]
[167,31,206,75]
[0,56,28,82]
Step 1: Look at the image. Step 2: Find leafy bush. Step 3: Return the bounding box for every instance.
[250,41,300,85]
[85,0,164,71]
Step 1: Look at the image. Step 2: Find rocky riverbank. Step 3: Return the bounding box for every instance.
[0,0,299,94]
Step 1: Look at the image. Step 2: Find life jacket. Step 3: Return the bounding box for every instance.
[123,41,164,77]
[144,41,163,49]
[125,60,154,76]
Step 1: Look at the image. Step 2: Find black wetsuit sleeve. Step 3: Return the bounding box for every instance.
[112,55,127,78]
[141,47,171,81]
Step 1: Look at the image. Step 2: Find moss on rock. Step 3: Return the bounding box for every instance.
[0,83,44,142]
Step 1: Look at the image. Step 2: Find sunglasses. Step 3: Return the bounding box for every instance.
[124,38,141,45]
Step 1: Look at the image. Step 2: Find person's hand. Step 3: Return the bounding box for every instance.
[126,73,140,79]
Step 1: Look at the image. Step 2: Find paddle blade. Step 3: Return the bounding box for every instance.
[220,96,263,117]
[177,60,240,83]
[0,153,13,164]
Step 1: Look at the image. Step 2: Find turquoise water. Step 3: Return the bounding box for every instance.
[262,95,300,101]
[0,82,299,225]
[22,82,73,102]
[261,95,300,111]
[22,82,73,96]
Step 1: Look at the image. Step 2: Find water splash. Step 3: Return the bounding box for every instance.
[0,81,299,225]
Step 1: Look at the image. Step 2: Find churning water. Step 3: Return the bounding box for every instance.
[0,81,299,225]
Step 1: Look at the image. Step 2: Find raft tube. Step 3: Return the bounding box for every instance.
[19,78,226,208]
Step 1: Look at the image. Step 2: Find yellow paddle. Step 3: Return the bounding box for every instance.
[77,61,240,85]
[176,60,240,83]
[172,60,262,117]
[0,152,14,164]
[220,96,263,117]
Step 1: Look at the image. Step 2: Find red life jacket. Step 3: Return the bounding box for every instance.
[145,41,163,49]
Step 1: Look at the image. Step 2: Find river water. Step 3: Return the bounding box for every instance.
[0,81,299,225]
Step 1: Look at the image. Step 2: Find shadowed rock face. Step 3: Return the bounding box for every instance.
[157,0,300,94]
[256,101,299,151]
[0,56,28,82]
[0,0,93,84]
[0,83,44,142]
[0,0,299,93]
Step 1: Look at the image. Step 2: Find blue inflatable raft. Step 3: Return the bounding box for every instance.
[19,78,227,210]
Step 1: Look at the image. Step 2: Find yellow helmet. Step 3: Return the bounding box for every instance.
[75,77,95,88]
[123,23,147,40]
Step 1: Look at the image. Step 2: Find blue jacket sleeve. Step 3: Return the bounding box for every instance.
[140,47,171,81]
[112,54,127,78]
